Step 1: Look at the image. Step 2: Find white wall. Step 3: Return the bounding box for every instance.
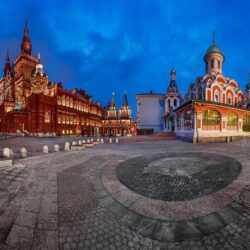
[136,95,164,132]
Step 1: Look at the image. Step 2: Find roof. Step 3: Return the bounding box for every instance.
[122,93,129,107]
[174,99,250,112]
[204,44,225,61]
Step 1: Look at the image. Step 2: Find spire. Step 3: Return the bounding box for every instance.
[170,63,176,81]
[122,91,129,107]
[6,49,10,63]
[4,49,11,76]
[167,66,179,94]
[24,17,29,36]
[212,31,216,46]
[38,52,41,63]
[21,18,32,54]
[111,92,116,108]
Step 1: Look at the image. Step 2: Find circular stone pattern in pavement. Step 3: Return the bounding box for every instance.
[240,186,250,206]
[116,152,242,201]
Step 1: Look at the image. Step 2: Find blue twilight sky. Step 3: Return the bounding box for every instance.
[0,0,250,118]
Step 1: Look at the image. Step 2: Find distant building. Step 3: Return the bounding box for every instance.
[163,68,182,131]
[102,92,137,136]
[175,36,250,142]
[136,91,165,134]
[136,68,182,134]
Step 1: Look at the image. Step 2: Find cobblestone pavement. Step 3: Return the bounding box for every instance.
[0,139,250,249]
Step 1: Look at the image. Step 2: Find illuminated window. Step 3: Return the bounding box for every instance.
[203,110,221,125]
[243,115,250,132]
[62,96,65,106]
[66,97,69,107]
[58,116,62,124]
[227,112,238,126]
[45,112,50,123]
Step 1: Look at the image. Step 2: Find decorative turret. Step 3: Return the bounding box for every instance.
[4,49,11,76]
[120,92,131,118]
[33,53,45,76]
[204,32,224,75]
[31,54,49,94]
[107,92,118,118]
[165,66,181,113]
[21,18,32,55]
[111,92,116,108]
[168,66,178,93]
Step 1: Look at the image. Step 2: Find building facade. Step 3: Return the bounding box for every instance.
[0,21,136,137]
[136,69,182,134]
[174,37,250,142]
[102,92,137,136]
[136,91,165,134]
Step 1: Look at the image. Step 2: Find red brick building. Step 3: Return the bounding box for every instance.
[0,20,137,137]
[102,92,137,136]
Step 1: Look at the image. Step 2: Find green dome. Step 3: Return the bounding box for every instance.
[15,103,21,110]
[204,44,225,60]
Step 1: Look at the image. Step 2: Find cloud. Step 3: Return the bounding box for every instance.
[0,0,249,117]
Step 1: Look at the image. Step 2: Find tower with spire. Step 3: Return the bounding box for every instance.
[4,50,11,76]
[204,32,225,75]
[107,92,118,119]
[165,66,182,114]
[21,18,32,55]
[31,53,49,94]
[119,92,131,118]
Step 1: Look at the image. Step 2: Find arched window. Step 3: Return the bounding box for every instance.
[174,99,177,107]
[212,59,214,68]
[202,110,221,130]
[243,115,250,132]
[227,112,238,126]
[184,110,192,130]
[168,99,171,107]
[62,96,65,106]
[66,97,69,107]
[214,89,220,102]
[227,92,233,105]
[218,60,221,69]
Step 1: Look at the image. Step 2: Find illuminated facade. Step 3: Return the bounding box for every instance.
[0,20,105,136]
[102,92,137,136]
[174,37,250,142]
